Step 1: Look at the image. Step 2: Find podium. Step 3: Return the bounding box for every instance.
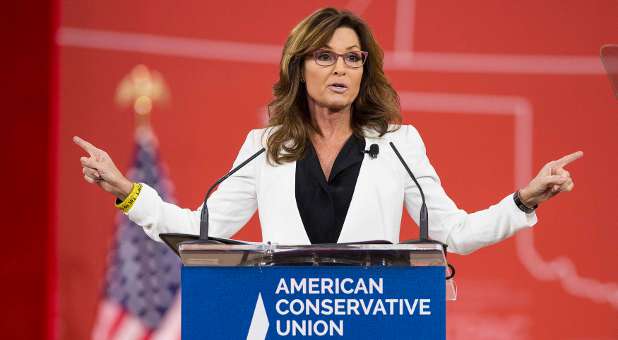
[176,241,456,339]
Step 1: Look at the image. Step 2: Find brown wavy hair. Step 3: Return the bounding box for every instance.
[266,7,401,164]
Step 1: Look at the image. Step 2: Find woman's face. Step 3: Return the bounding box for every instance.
[303,27,364,112]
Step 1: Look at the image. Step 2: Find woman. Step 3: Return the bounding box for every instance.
[74,8,581,254]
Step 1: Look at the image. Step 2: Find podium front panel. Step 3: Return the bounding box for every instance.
[182,266,445,339]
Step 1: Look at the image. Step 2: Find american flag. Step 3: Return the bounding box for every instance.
[92,127,181,340]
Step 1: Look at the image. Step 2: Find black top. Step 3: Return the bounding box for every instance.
[295,135,366,244]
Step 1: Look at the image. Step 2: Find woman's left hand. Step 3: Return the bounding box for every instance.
[518,151,583,209]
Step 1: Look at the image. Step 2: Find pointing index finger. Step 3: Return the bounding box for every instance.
[554,151,584,168]
[73,136,98,155]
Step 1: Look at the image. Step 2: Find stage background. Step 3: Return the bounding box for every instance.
[56,0,617,339]
[1,0,57,339]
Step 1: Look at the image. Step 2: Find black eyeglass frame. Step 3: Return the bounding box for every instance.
[311,49,369,68]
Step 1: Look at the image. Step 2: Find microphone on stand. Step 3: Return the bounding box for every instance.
[388,142,431,242]
[198,147,266,242]
[389,142,454,278]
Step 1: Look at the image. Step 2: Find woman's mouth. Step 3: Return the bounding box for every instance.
[328,83,348,94]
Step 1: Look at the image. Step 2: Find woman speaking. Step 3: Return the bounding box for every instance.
[74,8,581,254]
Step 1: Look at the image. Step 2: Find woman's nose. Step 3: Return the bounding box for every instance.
[332,56,347,75]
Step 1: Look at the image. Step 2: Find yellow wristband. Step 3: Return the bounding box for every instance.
[115,183,143,214]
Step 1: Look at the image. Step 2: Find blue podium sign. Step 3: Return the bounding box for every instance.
[182,266,445,339]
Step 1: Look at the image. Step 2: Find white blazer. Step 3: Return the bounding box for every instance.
[128,125,537,254]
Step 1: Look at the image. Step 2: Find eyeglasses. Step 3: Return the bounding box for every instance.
[312,49,368,68]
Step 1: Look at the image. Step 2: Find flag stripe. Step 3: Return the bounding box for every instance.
[108,309,127,340]
[91,301,121,340]
[112,315,146,340]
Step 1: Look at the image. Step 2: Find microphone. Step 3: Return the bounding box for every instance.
[388,142,429,242]
[198,147,266,241]
[362,143,379,158]
[389,142,454,280]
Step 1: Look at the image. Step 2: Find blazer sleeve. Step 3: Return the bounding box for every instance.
[126,129,261,242]
[398,125,538,254]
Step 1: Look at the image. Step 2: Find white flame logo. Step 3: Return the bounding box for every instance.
[246,293,269,340]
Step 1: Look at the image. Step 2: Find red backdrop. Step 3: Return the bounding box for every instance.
[1,1,57,339]
[57,1,617,339]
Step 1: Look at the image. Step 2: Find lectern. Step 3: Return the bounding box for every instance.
[176,242,456,339]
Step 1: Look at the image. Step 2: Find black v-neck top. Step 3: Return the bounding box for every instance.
[295,135,366,244]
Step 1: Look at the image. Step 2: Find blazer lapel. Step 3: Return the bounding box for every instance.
[258,159,310,244]
[337,134,387,243]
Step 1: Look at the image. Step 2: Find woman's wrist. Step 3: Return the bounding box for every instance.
[515,188,538,213]
[116,178,134,200]
[518,187,536,208]
[115,182,143,214]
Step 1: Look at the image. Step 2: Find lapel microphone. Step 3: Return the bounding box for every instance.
[362,143,379,158]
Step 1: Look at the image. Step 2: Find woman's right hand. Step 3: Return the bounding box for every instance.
[73,136,134,200]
